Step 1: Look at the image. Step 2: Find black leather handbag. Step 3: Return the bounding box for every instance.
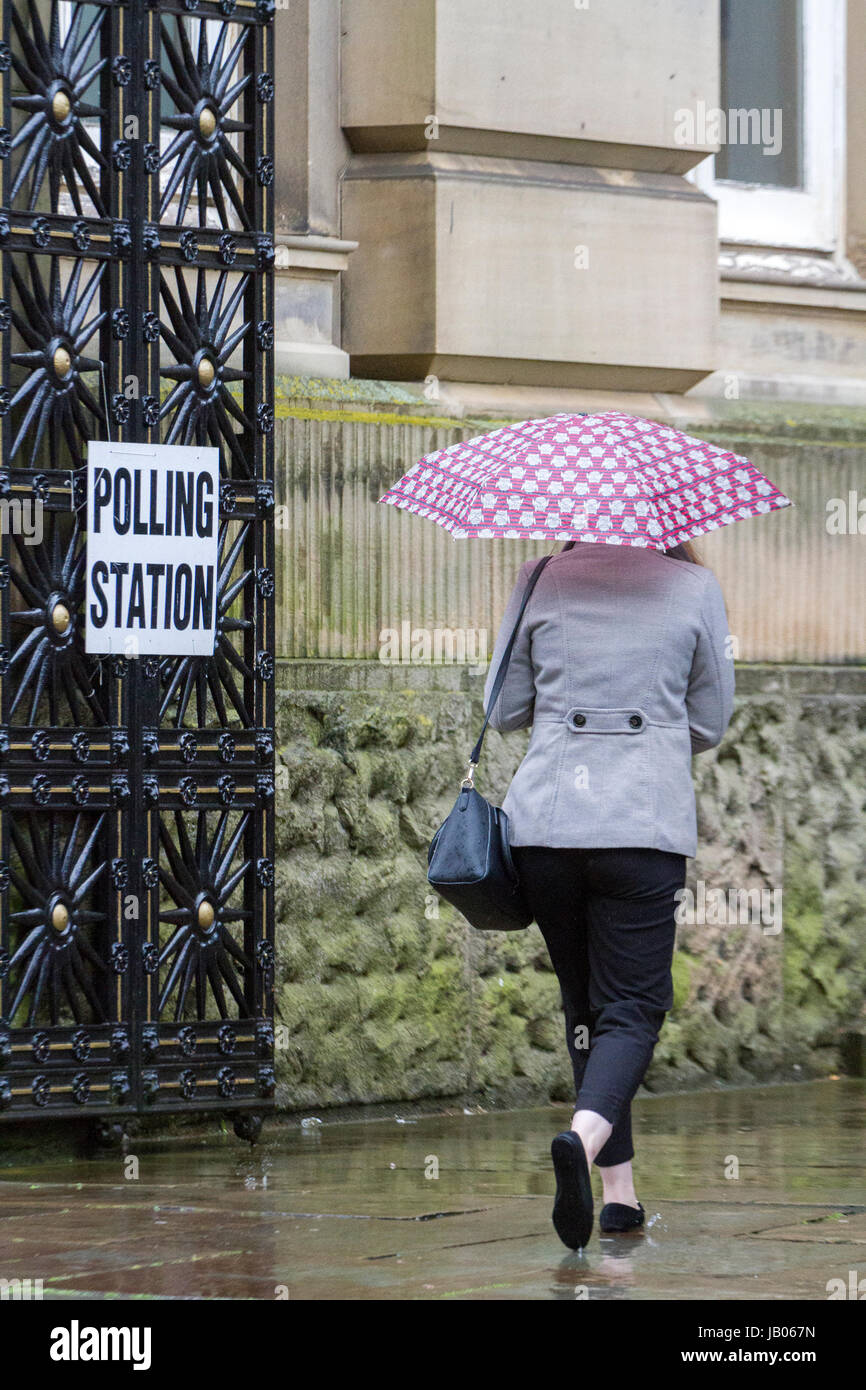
[426,555,552,931]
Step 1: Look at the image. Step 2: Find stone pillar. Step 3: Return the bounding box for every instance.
[339,0,720,392]
[272,0,355,378]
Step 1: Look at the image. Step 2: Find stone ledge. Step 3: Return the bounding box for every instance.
[277,659,866,697]
[276,659,479,693]
[272,379,866,439]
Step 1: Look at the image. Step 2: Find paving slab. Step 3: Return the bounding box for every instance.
[0,1079,863,1299]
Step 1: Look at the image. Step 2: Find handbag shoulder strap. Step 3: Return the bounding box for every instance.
[467,553,553,776]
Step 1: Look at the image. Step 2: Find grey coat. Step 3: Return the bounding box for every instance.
[483,544,735,858]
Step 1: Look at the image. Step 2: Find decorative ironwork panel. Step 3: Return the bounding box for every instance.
[0,0,274,1129]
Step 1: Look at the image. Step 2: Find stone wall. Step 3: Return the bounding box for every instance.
[273,399,866,663]
[273,660,866,1112]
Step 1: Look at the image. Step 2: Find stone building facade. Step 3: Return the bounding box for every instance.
[271,1,866,1110]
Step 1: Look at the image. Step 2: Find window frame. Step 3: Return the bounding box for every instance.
[693,0,846,253]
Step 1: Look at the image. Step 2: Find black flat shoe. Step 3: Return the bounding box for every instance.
[599,1201,645,1234]
[550,1131,594,1250]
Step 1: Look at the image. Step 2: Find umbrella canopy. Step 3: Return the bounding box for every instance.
[379,411,791,549]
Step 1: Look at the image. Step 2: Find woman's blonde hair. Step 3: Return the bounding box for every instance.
[664,542,702,564]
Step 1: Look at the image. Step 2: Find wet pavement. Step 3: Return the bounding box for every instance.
[0,1080,863,1300]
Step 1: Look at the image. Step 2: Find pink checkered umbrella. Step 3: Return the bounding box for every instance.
[379,412,791,547]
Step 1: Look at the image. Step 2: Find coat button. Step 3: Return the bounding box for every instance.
[628,714,642,729]
[573,713,586,727]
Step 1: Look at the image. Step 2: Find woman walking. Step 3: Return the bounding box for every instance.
[381,409,788,1248]
[483,538,734,1249]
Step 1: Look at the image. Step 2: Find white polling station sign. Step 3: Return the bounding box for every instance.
[86,441,220,656]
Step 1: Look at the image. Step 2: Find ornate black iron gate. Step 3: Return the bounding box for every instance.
[0,0,275,1140]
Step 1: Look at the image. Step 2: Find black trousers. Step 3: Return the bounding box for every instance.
[513,846,685,1168]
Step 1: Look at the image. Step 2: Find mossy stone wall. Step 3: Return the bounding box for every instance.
[273,661,866,1111]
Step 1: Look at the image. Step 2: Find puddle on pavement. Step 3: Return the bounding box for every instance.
[0,1080,863,1299]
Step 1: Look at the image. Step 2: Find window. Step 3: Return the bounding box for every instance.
[716,0,803,189]
[693,0,844,252]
